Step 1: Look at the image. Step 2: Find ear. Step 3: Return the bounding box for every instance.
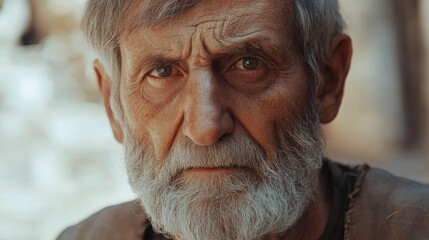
[94,60,124,143]
[317,34,353,123]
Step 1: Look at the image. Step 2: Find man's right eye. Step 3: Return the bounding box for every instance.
[148,65,173,78]
[144,64,185,90]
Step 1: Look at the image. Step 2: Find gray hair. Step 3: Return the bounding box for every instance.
[81,0,344,122]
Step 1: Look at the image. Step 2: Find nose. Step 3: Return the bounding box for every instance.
[182,69,234,146]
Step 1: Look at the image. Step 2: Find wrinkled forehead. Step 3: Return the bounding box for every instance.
[119,0,293,40]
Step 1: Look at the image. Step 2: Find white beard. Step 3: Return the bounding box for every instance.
[123,104,324,240]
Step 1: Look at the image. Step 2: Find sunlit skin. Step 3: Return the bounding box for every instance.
[94,0,352,239]
[120,1,308,163]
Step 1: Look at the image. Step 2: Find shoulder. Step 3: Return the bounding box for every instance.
[56,201,149,240]
[347,166,429,239]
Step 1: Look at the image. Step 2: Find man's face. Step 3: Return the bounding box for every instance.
[119,0,311,159]
[115,0,324,239]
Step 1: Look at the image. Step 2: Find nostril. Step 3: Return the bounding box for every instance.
[216,133,233,144]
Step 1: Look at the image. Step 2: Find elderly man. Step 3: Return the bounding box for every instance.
[58,0,429,239]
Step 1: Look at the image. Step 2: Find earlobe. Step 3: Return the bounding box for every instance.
[317,34,353,123]
[94,60,124,143]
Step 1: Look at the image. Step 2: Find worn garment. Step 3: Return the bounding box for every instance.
[57,160,429,240]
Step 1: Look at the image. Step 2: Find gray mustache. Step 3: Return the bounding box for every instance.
[160,134,270,179]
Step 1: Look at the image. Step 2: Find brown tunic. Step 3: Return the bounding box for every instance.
[56,160,429,240]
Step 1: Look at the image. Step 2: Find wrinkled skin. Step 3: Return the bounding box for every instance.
[120,0,309,162]
[95,0,352,239]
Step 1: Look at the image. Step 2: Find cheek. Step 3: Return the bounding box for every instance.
[121,85,184,162]
[232,77,310,154]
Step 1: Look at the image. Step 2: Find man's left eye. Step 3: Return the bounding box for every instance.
[234,57,261,70]
[148,65,173,78]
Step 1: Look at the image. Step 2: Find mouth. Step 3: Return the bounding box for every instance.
[180,166,253,177]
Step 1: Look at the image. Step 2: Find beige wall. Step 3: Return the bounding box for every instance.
[423,0,429,155]
[325,0,429,182]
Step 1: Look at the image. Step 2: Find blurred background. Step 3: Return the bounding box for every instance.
[0,0,428,239]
